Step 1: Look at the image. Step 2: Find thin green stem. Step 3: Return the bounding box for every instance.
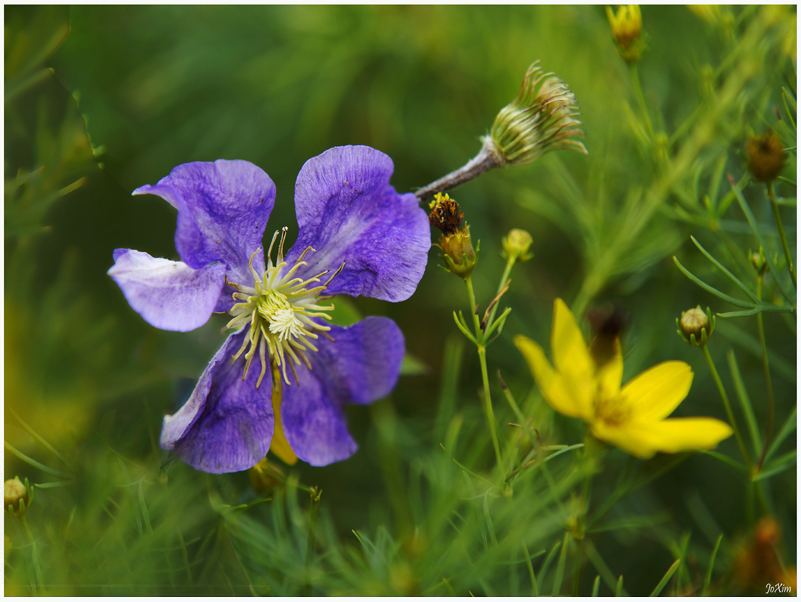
[755,274,775,471]
[486,254,516,330]
[478,345,502,469]
[767,182,796,288]
[701,345,752,471]
[20,514,44,592]
[465,276,502,469]
[630,62,654,141]
[305,487,322,575]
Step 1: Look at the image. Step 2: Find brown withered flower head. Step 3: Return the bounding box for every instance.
[747,130,786,183]
[428,193,476,279]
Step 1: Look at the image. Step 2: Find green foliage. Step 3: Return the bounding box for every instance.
[4,4,796,596]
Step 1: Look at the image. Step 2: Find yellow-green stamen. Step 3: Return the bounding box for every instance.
[226,227,343,388]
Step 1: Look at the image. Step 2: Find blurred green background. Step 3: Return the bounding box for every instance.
[5,4,796,595]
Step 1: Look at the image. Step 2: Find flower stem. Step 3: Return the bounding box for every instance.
[701,345,752,471]
[305,486,322,575]
[414,138,503,203]
[755,274,774,471]
[465,276,503,468]
[629,62,654,141]
[767,182,796,288]
[20,514,44,592]
[486,254,517,332]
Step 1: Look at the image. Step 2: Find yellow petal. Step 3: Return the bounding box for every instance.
[551,298,594,386]
[590,420,661,459]
[638,417,733,453]
[515,335,591,420]
[596,339,623,398]
[620,361,693,422]
[591,416,733,458]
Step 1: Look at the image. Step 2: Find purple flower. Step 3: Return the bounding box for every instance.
[109,146,430,473]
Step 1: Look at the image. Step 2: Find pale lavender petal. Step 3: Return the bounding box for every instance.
[160,330,274,473]
[133,160,275,285]
[285,146,430,302]
[108,249,226,332]
[281,317,404,466]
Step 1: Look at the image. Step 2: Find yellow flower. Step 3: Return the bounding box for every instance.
[605,5,644,63]
[514,299,733,458]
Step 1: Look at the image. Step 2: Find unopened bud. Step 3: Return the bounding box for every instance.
[750,248,767,274]
[502,229,534,262]
[4,477,31,516]
[677,306,715,346]
[746,131,786,183]
[429,193,477,279]
[606,5,644,63]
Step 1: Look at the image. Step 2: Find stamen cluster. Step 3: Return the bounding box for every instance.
[226,227,343,387]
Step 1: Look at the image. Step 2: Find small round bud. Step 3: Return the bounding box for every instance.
[4,477,31,516]
[750,248,767,274]
[502,229,534,262]
[677,306,715,347]
[746,131,786,183]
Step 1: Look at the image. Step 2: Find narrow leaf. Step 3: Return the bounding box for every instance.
[691,236,760,303]
[765,406,797,464]
[729,175,795,304]
[726,349,762,457]
[702,535,724,596]
[650,559,680,596]
[673,256,755,308]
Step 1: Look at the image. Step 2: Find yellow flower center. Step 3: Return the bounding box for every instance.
[594,393,631,427]
[225,227,343,388]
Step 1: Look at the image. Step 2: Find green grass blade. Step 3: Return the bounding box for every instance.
[673,256,755,308]
[754,449,796,481]
[729,175,795,305]
[702,535,723,596]
[551,532,570,596]
[650,559,680,596]
[691,236,760,303]
[765,406,797,463]
[699,450,749,474]
[616,575,624,597]
[726,349,762,456]
[536,539,562,591]
[522,541,540,597]
[591,575,600,596]
[4,441,72,480]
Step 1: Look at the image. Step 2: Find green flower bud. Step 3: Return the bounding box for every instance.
[4,477,32,516]
[677,306,715,347]
[502,229,534,262]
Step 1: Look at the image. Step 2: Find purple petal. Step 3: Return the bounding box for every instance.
[281,317,404,466]
[285,146,430,302]
[160,330,274,473]
[108,249,226,332]
[134,160,276,285]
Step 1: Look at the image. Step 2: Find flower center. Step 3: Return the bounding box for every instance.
[594,392,631,427]
[225,227,343,388]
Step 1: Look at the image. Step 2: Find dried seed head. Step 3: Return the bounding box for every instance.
[429,193,477,279]
[486,62,587,167]
[746,131,786,183]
